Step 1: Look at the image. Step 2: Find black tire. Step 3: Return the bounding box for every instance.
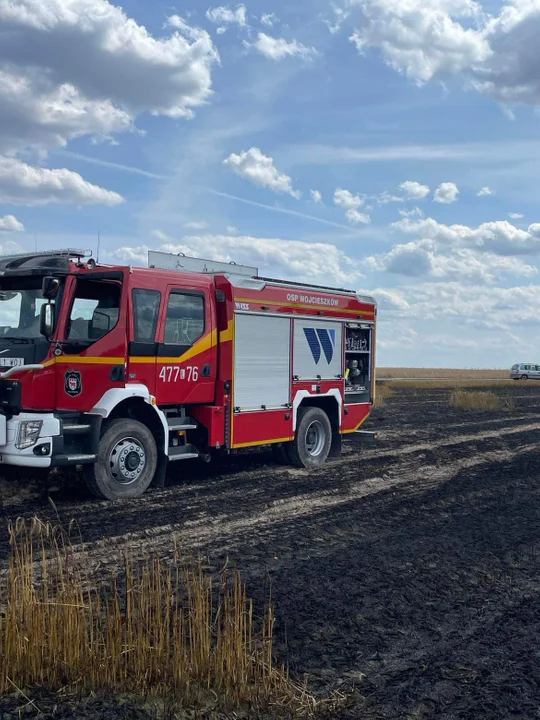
[522,375,529,380]
[272,442,292,465]
[289,407,332,469]
[84,419,158,500]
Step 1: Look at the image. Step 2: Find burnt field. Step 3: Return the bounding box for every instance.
[2,383,540,718]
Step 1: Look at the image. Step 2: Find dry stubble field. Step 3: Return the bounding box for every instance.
[377,368,509,380]
[1,379,540,718]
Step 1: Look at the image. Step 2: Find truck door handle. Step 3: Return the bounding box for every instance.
[202,364,211,377]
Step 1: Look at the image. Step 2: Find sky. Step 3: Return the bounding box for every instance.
[2,0,540,367]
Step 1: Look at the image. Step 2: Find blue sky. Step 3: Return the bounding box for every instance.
[2,0,540,367]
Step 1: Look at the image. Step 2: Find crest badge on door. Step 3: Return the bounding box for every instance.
[65,370,82,397]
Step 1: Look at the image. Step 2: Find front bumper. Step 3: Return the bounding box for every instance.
[0,412,101,469]
[0,412,59,468]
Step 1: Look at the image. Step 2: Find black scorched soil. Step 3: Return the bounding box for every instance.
[1,383,540,719]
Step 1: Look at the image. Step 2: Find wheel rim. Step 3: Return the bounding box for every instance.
[108,437,146,485]
[305,420,326,457]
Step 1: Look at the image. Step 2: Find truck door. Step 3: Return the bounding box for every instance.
[126,286,163,397]
[55,273,127,412]
[154,284,217,407]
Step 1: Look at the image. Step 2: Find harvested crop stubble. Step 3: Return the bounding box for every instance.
[377,367,507,380]
[386,379,517,389]
[0,518,322,717]
[375,384,394,407]
[449,390,514,411]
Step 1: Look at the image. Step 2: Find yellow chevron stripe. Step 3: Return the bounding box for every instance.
[54,356,125,365]
[219,320,234,343]
[232,436,293,449]
[341,412,370,434]
[129,329,217,365]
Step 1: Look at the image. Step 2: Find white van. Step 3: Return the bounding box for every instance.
[510,363,540,380]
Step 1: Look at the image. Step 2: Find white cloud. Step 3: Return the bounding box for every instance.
[366,288,410,312]
[368,234,537,284]
[0,214,24,232]
[378,241,435,277]
[378,191,404,204]
[0,239,23,257]
[477,186,493,196]
[260,13,279,27]
[183,221,208,230]
[311,189,323,204]
[473,3,540,107]
[348,0,489,83]
[325,5,351,35]
[334,187,364,210]
[434,181,459,203]
[346,209,371,225]
[347,0,540,111]
[393,215,540,256]
[0,0,219,205]
[0,156,124,206]
[334,187,371,223]
[206,5,247,27]
[398,207,424,218]
[400,180,430,199]
[0,1,219,121]
[223,147,302,198]
[381,281,540,330]
[108,232,364,286]
[0,69,134,156]
[250,33,317,61]
[509,212,523,219]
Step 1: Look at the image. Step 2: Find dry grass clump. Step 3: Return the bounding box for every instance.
[449,390,514,411]
[374,384,395,407]
[0,518,322,716]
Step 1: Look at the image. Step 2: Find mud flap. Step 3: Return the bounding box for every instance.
[151,451,168,489]
[329,431,342,458]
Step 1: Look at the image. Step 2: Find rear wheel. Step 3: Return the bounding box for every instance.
[522,375,529,380]
[289,407,332,469]
[84,419,157,500]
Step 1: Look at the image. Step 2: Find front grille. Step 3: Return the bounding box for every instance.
[0,379,22,410]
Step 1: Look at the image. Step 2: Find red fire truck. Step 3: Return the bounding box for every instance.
[0,249,376,500]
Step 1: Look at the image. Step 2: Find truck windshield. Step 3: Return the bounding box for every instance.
[0,279,61,339]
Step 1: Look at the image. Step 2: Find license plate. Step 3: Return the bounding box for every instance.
[0,415,6,446]
[0,357,23,368]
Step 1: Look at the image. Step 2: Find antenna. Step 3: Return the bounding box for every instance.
[97,230,101,264]
[34,233,37,252]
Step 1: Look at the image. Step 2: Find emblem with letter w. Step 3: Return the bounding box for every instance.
[303,328,336,365]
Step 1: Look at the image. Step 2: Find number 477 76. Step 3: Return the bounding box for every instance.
[159,366,199,382]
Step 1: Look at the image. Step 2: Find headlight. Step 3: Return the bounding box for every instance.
[16,420,43,450]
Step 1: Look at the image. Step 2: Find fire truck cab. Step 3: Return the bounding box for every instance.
[0,249,376,500]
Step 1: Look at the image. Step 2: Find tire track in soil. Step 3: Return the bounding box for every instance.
[54,439,540,568]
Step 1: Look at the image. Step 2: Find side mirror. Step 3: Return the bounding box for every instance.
[42,276,60,300]
[39,303,55,337]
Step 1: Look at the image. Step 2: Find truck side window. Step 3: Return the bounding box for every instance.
[133,289,161,342]
[68,280,120,342]
[164,292,204,346]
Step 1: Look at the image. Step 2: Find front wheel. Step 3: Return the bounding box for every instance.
[84,419,158,500]
[289,407,332,469]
